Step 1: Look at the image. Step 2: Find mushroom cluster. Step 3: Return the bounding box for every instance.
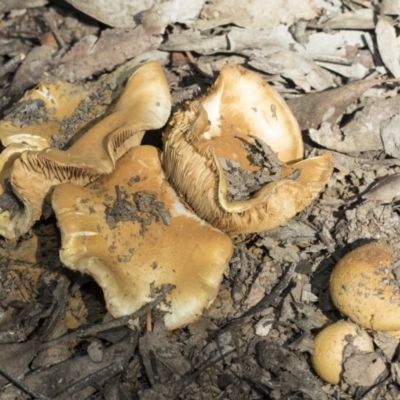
[312,241,400,384]
[0,62,333,329]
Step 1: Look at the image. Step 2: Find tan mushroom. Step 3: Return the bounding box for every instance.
[330,241,400,331]
[0,81,92,149]
[162,65,333,236]
[312,320,374,384]
[52,145,233,330]
[1,61,171,239]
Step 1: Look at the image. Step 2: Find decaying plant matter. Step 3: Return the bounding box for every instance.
[163,65,334,236]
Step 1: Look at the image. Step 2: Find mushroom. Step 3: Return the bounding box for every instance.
[52,145,233,330]
[330,241,400,331]
[162,65,333,236]
[0,61,171,239]
[312,320,374,384]
[0,80,95,238]
[0,80,91,149]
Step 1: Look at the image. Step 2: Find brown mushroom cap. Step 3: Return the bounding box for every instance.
[0,81,91,149]
[1,61,171,240]
[330,241,400,331]
[163,69,333,236]
[52,145,233,330]
[312,320,374,384]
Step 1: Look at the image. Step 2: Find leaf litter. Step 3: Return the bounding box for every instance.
[2,0,400,399]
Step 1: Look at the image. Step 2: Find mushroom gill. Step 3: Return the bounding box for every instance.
[1,61,171,239]
[162,65,333,236]
[52,145,233,330]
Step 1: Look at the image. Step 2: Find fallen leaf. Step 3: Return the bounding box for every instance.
[53,26,161,81]
[342,352,387,387]
[317,8,375,30]
[376,16,400,78]
[141,0,205,35]
[287,79,398,131]
[62,0,154,28]
[196,0,317,30]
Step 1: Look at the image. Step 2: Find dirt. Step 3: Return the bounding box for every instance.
[105,185,171,235]
[1,1,400,400]
[220,138,286,202]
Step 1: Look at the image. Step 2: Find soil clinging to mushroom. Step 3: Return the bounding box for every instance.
[105,185,171,235]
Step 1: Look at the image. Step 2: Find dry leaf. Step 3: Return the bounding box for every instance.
[342,353,387,387]
[361,173,400,203]
[141,0,204,35]
[382,0,400,16]
[248,45,336,92]
[62,0,154,28]
[381,114,400,159]
[287,79,397,131]
[54,26,161,81]
[196,0,317,30]
[376,16,400,78]
[318,8,375,30]
[0,0,47,13]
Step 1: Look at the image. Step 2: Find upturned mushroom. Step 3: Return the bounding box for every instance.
[1,61,171,239]
[52,145,233,330]
[162,65,333,236]
[312,320,374,384]
[330,241,400,331]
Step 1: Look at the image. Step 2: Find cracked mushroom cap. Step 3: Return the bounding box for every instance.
[52,145,233,330]
[312,320,374,384]
[1,61,171,240]
[162,65,333,236]
[330,241,400,331]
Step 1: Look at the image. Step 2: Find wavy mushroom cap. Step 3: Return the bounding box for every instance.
[200,65,304,165]
[52,145,233,330]
[330,241,400,331]
[312,320,374,384]
[162,66,333,235]
[1,61,171,240]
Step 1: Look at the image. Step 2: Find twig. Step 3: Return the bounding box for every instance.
[52,363,123,400]
[208,263,296,340]
[40,292,169,351]
[0,54,25,78]
[0,368,50,400]
[43,12,66,48]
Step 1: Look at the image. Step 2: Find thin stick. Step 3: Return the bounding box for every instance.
[40,292,169,351]
[0,368,50,400]
[52,363,123,400]
[208,263,296,340]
